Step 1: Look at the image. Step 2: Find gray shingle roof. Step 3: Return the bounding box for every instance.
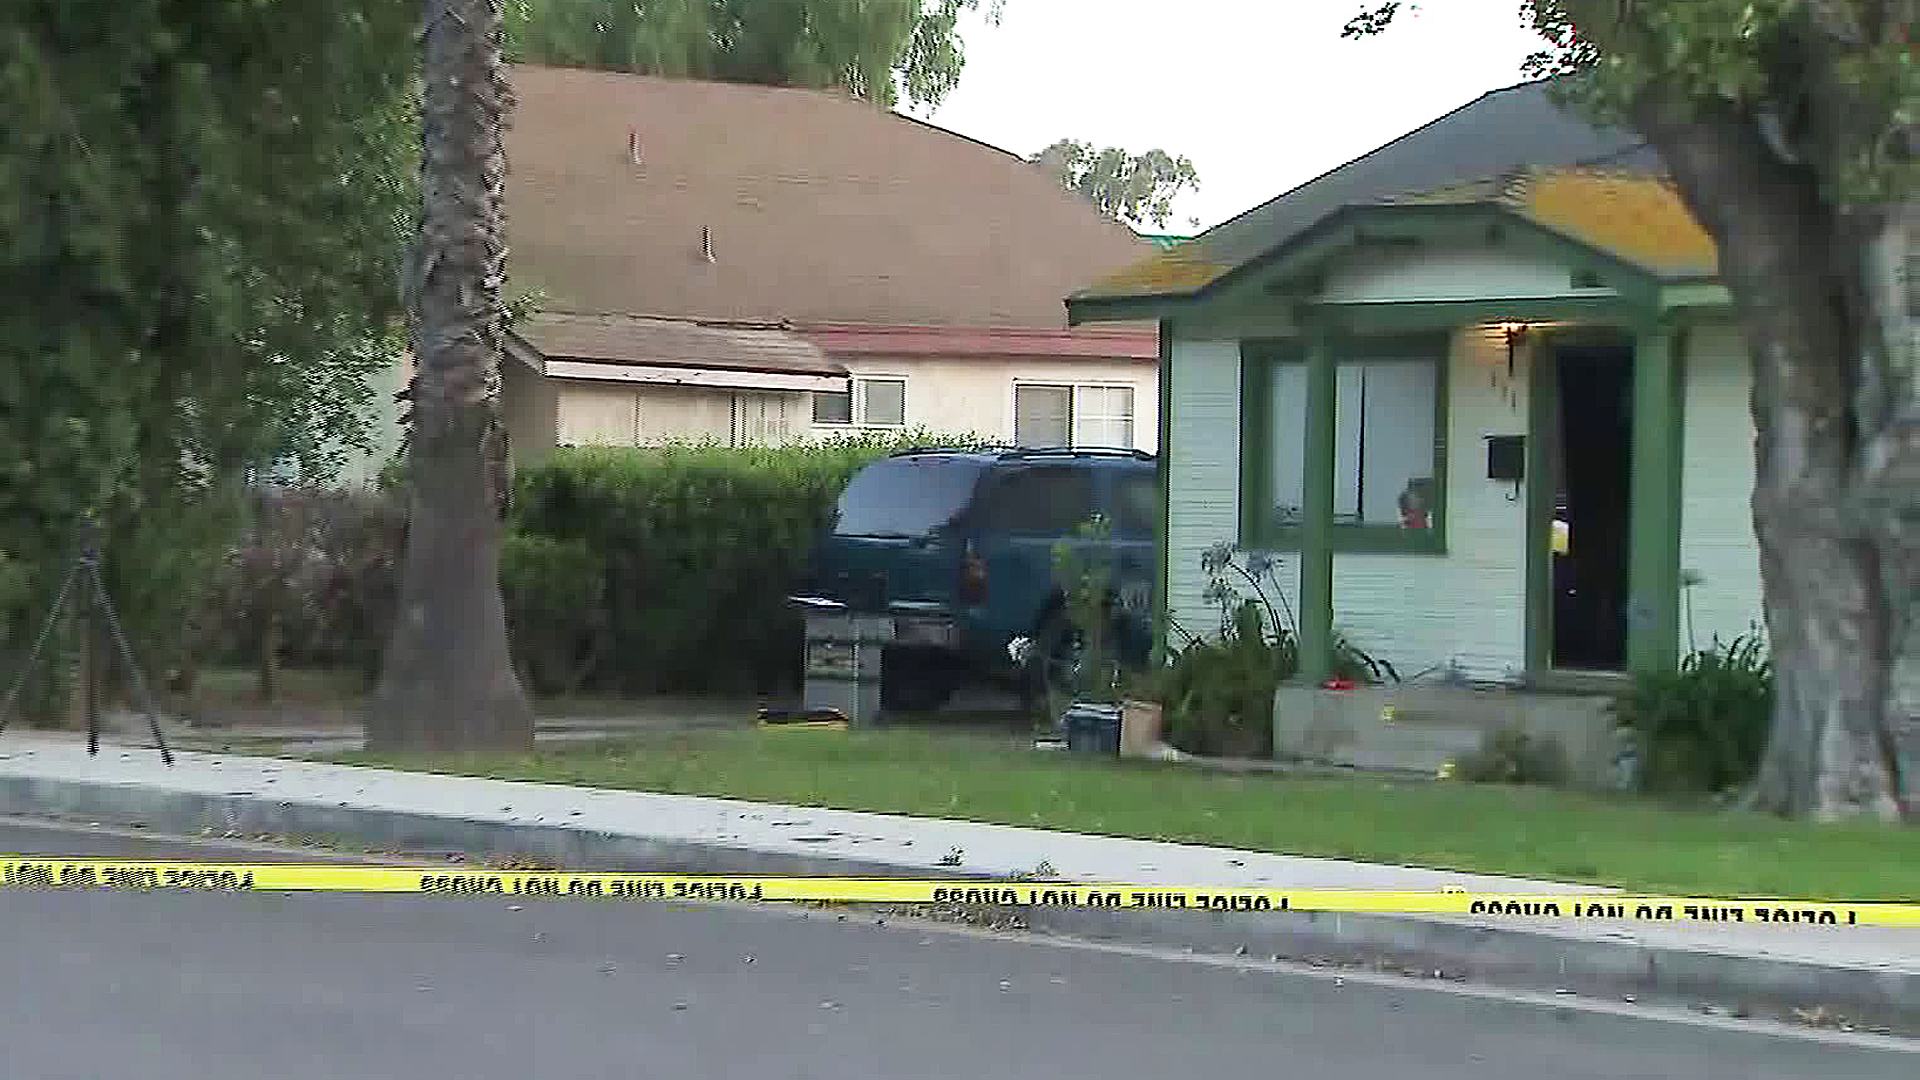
[1197,78,1653,268]
[1071,78,1663,305]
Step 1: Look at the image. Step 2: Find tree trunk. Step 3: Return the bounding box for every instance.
[258,605,281,704]
[368,0,533,753]
[1632,97,1916,821]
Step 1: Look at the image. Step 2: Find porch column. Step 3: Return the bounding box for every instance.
[1626,318,1684,675]
[1297,331,1336,685]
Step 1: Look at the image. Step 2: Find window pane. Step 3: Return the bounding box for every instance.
[1267,363,1306,529]
[1266,355,1440,534]
[1073,385,1135,447]
[1075,416,1134,448]
[1355,360,1438,528]
[833,457,985,538]
[1015,384,1072,447]
[1333,364,1364,523]
[860,378,905,427]
[813,389,852,425]
[1080,385,1134,418]
[981,465,1096,535]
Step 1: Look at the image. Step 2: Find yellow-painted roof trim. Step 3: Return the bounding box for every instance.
[1074,246,1232,301]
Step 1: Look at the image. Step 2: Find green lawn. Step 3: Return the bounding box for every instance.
[343,727,1920,901]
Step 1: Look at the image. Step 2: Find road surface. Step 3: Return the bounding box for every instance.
[0,817,1910,1079]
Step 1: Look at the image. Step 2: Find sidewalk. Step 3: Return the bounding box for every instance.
[1,731,1915,1028]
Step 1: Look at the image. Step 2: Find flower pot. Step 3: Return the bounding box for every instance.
[1120,699,1164,758]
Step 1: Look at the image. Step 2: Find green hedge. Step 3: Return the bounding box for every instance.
[508,430,994,696]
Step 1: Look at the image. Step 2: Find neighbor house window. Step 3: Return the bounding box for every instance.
[1013,383,1137,448]
[1243,335,1447,554]
[812,387,853,425]
[813,376,907,427]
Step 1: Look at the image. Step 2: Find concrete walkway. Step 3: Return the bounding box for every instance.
[0,732,1915,1027]
[95,697,764,757]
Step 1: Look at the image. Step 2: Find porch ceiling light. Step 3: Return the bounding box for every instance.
[1500,321,1531,378]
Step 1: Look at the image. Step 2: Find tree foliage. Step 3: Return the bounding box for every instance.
[1344,1,1920,820]
[506,0,1006,109]
[0,0,417,717]
[1030,139,1202,229]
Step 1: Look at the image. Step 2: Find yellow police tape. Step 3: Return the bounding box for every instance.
[5,857,1919,927]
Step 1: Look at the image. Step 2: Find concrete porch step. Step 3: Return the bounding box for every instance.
[1275,682,1620,788]
[1342,726,1485,774]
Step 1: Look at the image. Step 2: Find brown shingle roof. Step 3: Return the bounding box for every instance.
[506,64,1153,330]
[516,312,844,376]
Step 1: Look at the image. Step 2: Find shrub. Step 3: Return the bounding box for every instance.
[500,532,605,697]
[186,429,993,699]
[1160,544,1397,758]
[510,430,995,696]
[1164,599,1282,758]
[196,486,404,688]
[1610,631,1773,796]
[1049,514,1122,705]
[1456,728,1569,786]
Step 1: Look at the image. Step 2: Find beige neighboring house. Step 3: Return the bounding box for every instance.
[449,62,1161,466]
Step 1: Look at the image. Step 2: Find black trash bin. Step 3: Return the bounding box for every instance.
[1063,703,1121,756]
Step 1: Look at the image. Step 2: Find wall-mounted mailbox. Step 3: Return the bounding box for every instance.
[1486,435,1525,481]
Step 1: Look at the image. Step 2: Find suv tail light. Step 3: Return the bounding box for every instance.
[959,543,988,604]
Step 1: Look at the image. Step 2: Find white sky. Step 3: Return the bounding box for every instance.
[908,1,1552,232]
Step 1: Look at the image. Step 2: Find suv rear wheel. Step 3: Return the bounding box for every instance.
[1021,608,1084,727]
[880,647,956,714]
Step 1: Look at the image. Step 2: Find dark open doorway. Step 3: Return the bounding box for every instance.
[1551,344,1634,671]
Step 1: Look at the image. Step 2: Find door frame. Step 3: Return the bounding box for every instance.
[1524,326,1639,690]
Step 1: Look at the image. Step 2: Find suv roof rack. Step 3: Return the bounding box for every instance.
[886,444,1021,458]
[997,446,1154,461]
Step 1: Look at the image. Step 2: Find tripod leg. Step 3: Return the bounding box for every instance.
[86,587,100,757]
[89,567,174,765]
[0,559,85,738]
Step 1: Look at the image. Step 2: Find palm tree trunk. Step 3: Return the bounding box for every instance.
[367,0,533,752]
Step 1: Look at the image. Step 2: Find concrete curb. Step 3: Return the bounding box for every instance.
[3,772,1916,1032]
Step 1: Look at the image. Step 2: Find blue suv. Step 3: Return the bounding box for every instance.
[803,446,1159,712]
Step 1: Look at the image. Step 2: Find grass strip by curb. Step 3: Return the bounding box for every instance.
[340,727,1920,902]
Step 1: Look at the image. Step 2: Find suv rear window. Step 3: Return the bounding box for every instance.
[832,456,985,538]
[1111,470,1158,538]
[979,465,1096,535]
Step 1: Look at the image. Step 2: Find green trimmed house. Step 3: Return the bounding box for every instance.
[1066,81,1758,782]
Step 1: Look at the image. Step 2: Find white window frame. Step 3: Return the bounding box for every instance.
[814,374,908,429]
[1010,380,1138,449]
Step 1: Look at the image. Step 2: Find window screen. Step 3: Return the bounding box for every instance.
[859,378,906,427]
[812,389,852,425]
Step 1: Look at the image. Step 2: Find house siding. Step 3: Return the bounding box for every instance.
[1167,325,1532,683]
[503,362,557,467]
[1320,244,1611,304]
[1164,338,1243,642]
[1678,320,1765,650]
[555,382,640,446]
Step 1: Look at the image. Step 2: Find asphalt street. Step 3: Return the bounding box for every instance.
[0,817,1911,1080]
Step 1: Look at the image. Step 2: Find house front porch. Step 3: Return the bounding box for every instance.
[1066,167,1759,778]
